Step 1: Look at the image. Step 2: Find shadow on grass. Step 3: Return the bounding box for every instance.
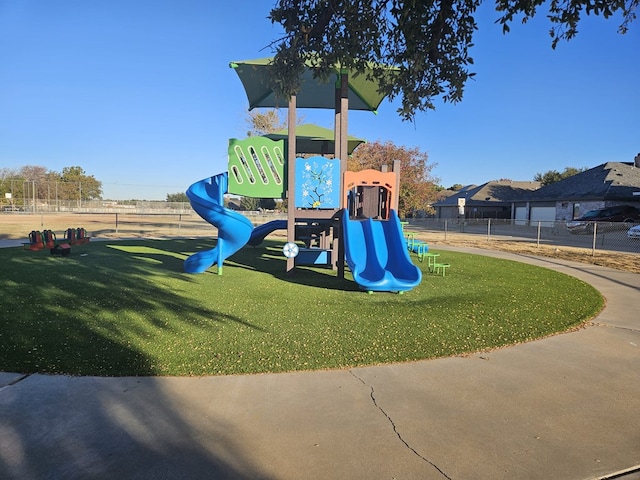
[0,239,265,376]
[231,241,362,292]
[0,238,603,380]
[0,239,282,478]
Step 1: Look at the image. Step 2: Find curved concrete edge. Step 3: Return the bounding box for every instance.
[0,248,638,480]
[434,245,640,331]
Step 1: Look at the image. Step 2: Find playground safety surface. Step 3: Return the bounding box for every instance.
[1,244,639,480]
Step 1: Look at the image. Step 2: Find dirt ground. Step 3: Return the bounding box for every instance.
[425,235,640,274]
[3,213,639,274]
[0,213,211,241]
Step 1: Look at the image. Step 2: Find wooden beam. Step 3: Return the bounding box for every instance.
[334,73,348,279]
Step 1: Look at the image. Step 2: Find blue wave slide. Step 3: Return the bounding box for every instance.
[342,209,422,292]
[184,173,253,274]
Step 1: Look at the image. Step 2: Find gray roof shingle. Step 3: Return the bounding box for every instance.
[528,162,640,201]
[434,180,541,206]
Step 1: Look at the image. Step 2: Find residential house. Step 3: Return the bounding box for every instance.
[433,180,541,219]
[523,157,640,224]
[433,155,640,225]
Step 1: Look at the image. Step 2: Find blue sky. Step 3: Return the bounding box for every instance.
[1,1,638,200]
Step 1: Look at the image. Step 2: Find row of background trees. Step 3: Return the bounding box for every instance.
[0,166,102,208]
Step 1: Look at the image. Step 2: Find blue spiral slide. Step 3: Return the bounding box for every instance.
[248,219,287,246]
[342,209,422,292]
[184,173,253,274]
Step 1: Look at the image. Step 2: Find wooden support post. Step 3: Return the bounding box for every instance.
[335,72,349,279]
[392,159,401,213]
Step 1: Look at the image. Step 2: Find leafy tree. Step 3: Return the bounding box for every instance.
[348,140,439,217]
[0,165,103,204]
[55,166,103,201]
[448,183,464,191]
[0,168,22,204]
[534,166,587,185]
[0,165,54,204]
[246,109,305,137]
[240,196,261,211]
[18,165,49,201]
[19,165,48,183]
[268,0,636,120]
[246,110,287,136]
[166,192,189,202]
[535,170,563,185]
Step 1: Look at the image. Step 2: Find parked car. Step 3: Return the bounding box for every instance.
[628,224,640,239]
[566,205,640,234]
[2,206,23,212]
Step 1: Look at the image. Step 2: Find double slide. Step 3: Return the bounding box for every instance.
[342,209,422,292]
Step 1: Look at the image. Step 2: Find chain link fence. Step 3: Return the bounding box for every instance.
[3,205,640,256]
[0,202,286,241]
[403,218,640,256]
[1,199,193,214]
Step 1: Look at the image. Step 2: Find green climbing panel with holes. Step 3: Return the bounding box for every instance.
[227,137,286,198]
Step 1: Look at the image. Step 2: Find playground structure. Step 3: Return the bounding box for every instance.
[184,136,422,292]
[184,56,421,292]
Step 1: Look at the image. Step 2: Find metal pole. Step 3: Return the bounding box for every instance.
[217,176,224,275]
[537,221,541,247]
[591,223,597,256]
[286,94,297,275]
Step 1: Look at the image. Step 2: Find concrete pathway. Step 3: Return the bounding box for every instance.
[1,247,639,479]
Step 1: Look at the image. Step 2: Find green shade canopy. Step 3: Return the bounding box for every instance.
[229,57,390,113]
[230,56,394,274]
[264,124,366,155]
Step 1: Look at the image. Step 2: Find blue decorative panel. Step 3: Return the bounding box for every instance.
[294,156,340,209]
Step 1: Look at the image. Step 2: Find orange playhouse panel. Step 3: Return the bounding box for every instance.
[343,169,397,212]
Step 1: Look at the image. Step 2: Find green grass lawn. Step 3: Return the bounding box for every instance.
[0,239,603,376]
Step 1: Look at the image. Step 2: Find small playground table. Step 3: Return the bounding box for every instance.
[433,262,451,276]
[421,252,440,272]
[404,232,416,250]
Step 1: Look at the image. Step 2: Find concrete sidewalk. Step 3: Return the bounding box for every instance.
[1,247,639,479]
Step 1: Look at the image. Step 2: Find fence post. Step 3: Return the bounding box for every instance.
[591,223,597,256]
[537,221,541,247]
[487,218,491,241]
[444,219,448,241]
[115,213,119,235]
